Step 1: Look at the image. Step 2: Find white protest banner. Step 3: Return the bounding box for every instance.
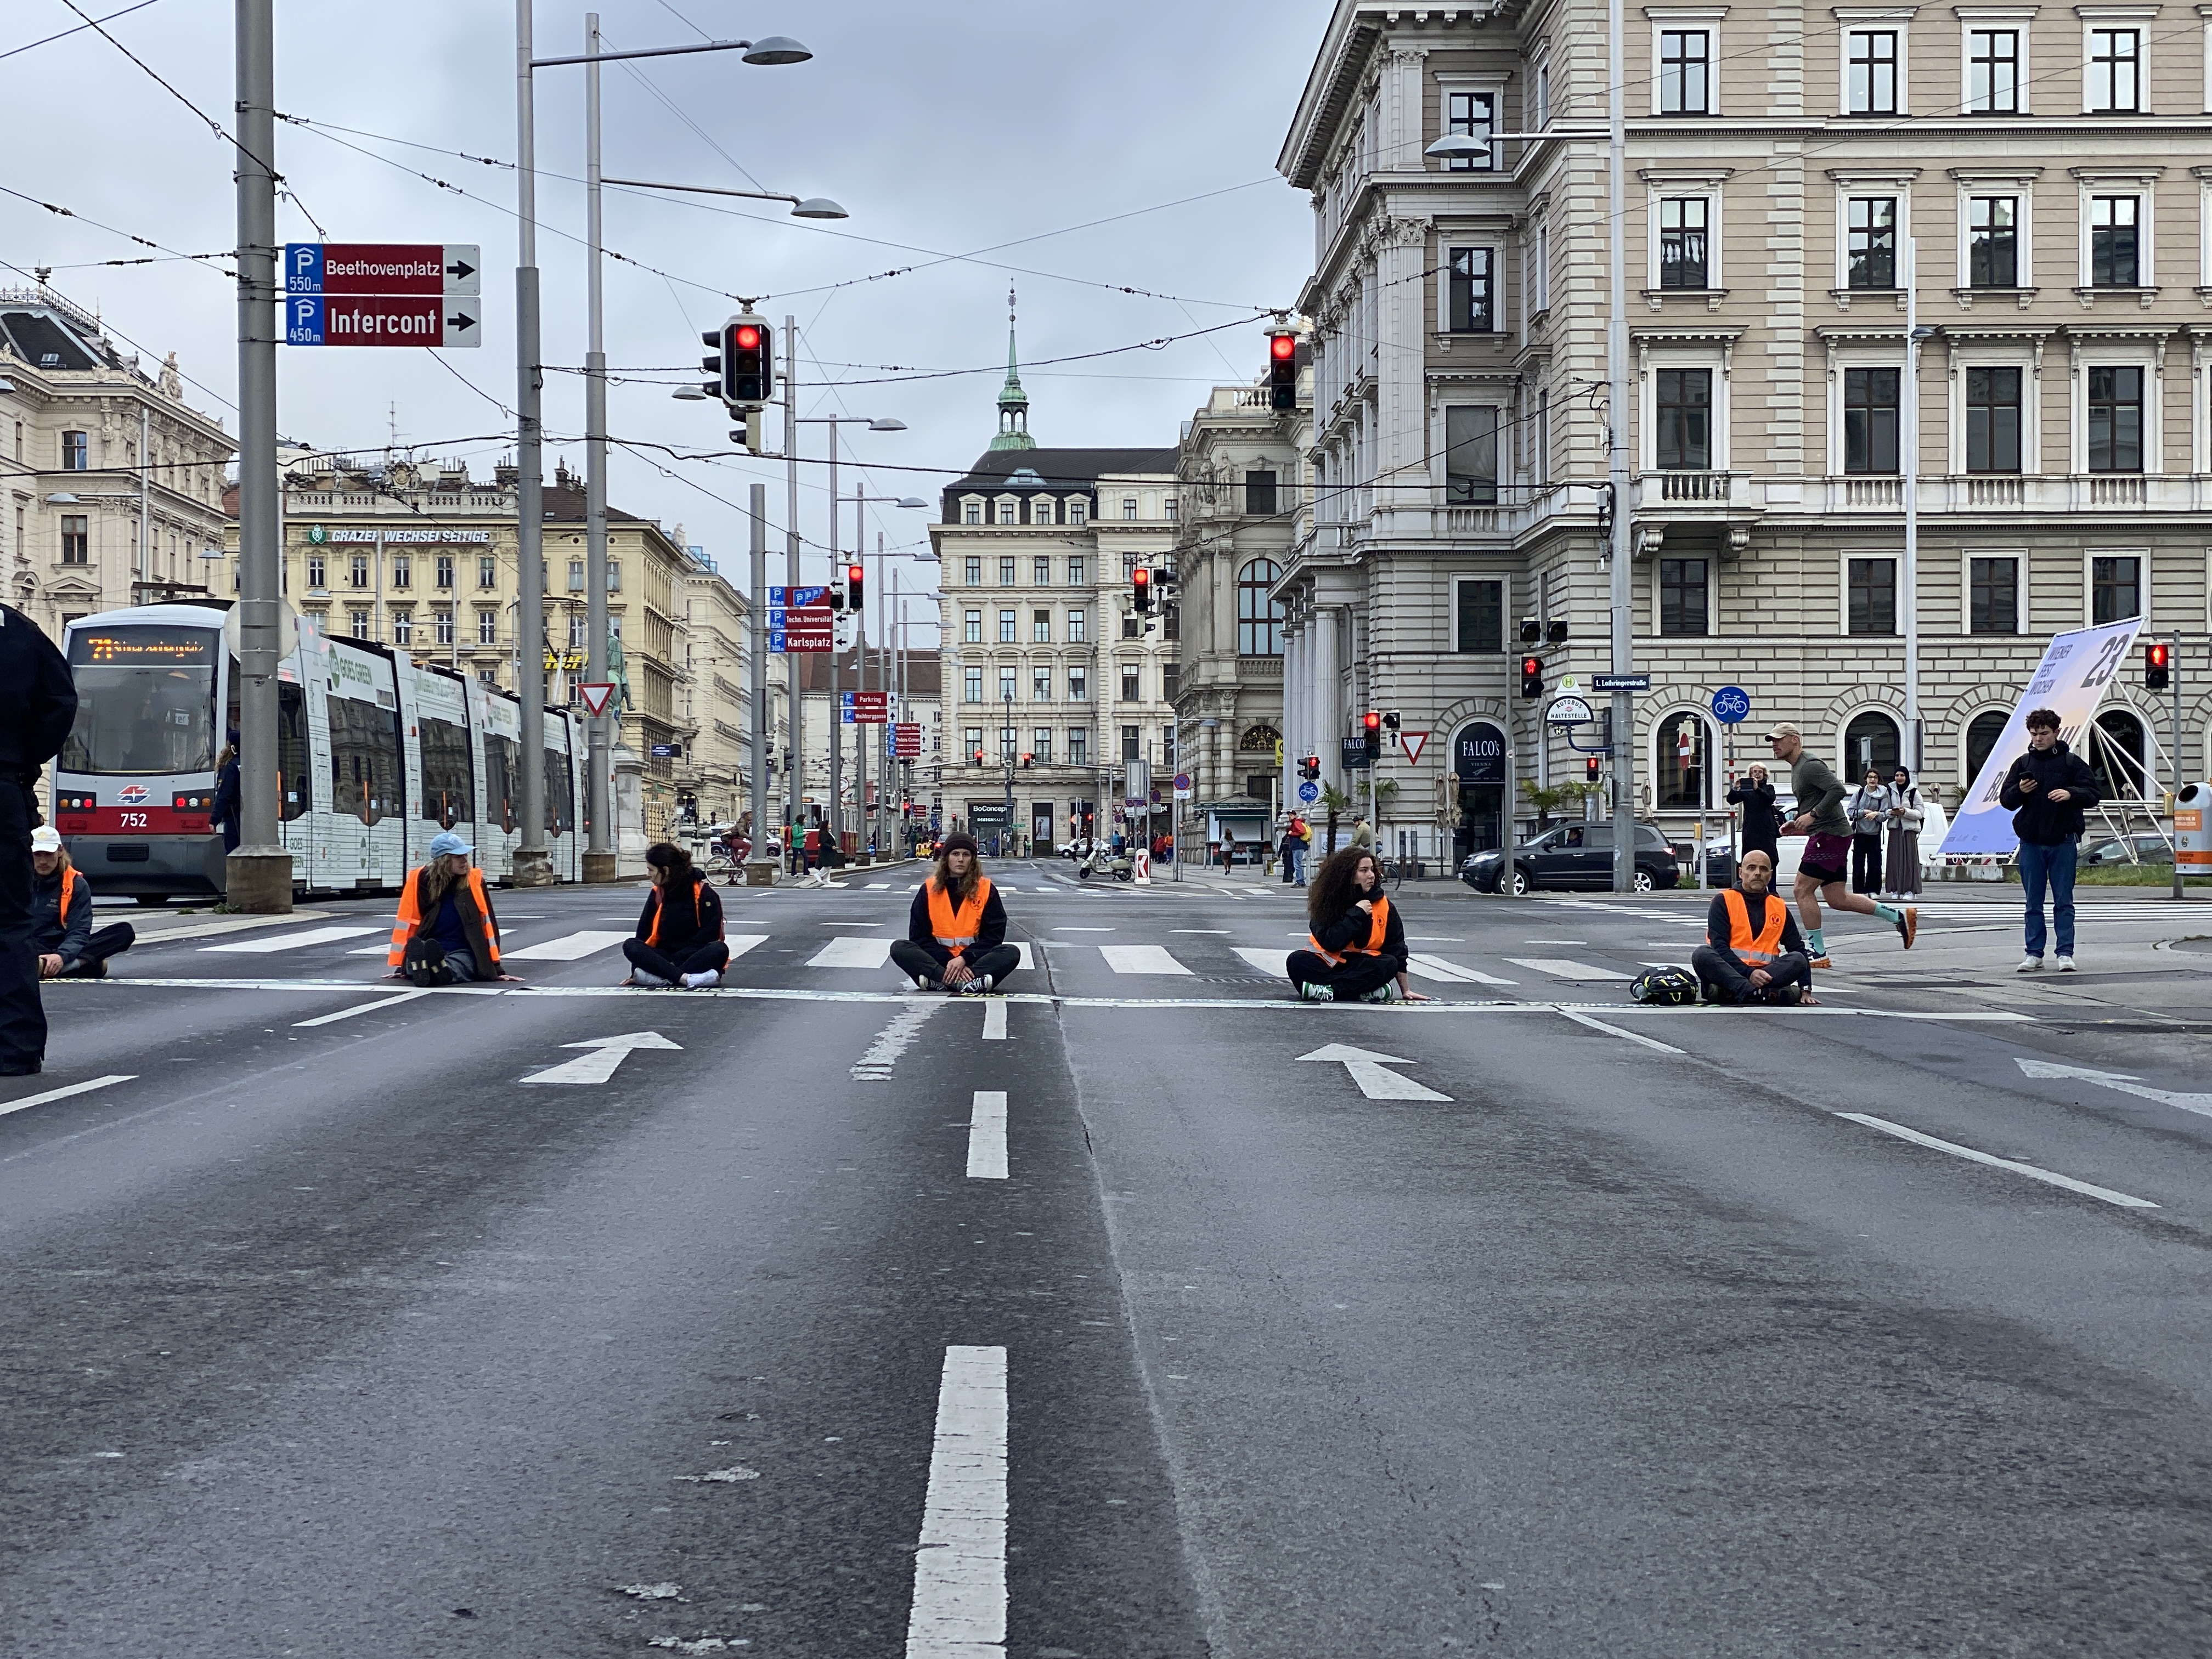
[1936,616,2144,857]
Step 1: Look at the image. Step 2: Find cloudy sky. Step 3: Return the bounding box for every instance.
[2,0,1336,631]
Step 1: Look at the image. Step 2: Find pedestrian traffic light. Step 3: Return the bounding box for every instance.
[847,563,864,611]
[972,747,986,766]
[1520,618,1542,645]
[1132,565,1152,613]
[1585,755,1601,782]
[1521,654,1544,699]
[1382,710,1401,732]
[1267,329,1298,411]
[719,313,773,406]
[1021,752,1034,770]
[2146,639,2171,691]
[1299,754,1321,781]
[1362,709,1383,761]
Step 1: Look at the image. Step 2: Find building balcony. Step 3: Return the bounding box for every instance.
[1814,473,2208,514]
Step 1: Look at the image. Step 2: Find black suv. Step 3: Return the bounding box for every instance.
[1460,822,1682,895]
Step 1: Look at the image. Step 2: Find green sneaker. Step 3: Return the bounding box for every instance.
[1299,982,1335,1002]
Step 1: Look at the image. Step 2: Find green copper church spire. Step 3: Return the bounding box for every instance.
[988,284,1035,452]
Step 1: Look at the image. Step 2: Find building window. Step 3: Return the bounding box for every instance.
[61,431,88,470]
[350,554,370,588]
[1122,613,1140,640]
[1069,666,1087,701]
[1000,666,1018,703]
[1164,496,1178,520]
[60,515,89,563]
[392,610,414,646]
[479,556,496,588]
[1659,29,1712,112]
[962,726,983,764]
[567,558,584,591]
[1967,29,2019,112]
[307,553,326,589]
[1456,578,1503,653]
[1966,367,2023,472]
[1970,556,2019,633]
[1068,556,1086,585]
[1068,608,1087,644]
[435,607,455,646]
[1966,709,2010,779]
[1659,558,1710,636]
[1031,498,1054,526]
[999,557,1016,585]
[964,665,983,703]
[1443,89,1496,170]
[1123,554,1139,580]
[568,614,587,650]
[997,501,1017,525]
[1120,664,1141,702]
[2091,555,2141,622]
[478,611,498,645]
[963,610,983,643]
[1655,369,1713,470]
[1162,663,1180,702]
[1068,499,1087,526]
[1122,497,1138,521]
[1844,368,1901,474]
[2086,28,2140,111]
[1847,198,1897,288]
[964,501,983,524]
[1535,59,1552,125]
[2086,366,2143,472]
[1656,711,1712,808]
[1032,728,1053,764]
[1032,608,1051,643]
[1121,725,1141,761]
[1968,198,2018,286]
[1658,200,1708,289]
[1848,557,1898,634]
[1244,469,1278,516]
[351,609,372,639]
[606,560,620,592]
[1033,556,1051,585]
[2089,196,2138,286]
[964,556,983,585]
[1848,30,1900,112]
[1448,246,1495,330]
[1237,558,1284,656]
[1843,710,1902,776]
[1034,664,1052,699]
[997,608,1017,643]
[1444,405,1499,504]
[435,554,454,589]
[1069,728,1088,766]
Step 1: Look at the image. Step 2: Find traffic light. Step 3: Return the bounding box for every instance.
[2146,639,2171,691]
[1381,711,1401,732]
[1267,330,1297,411]
[1520,618,1542,645]
[1520,654,1544,699]
[827,579,845,613]
[718,313,773,405]
[847,563,864,612]
[1585,755,1601,782]
[1299,754,1321,781]
[972,747,986,767]
[1020,752,1034,770]
[1132,565,1152,613]
[1362,710,1383,762]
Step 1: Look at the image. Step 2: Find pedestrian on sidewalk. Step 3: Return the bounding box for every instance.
[1847,769,1891,895]
[1998,708,2101,972]
[387,832,517,985]
[893,832,1018,994]
[1726,764,1781,864]
[1764,723,1917,967]
[1286,847,1432,1004]
[30,827,134,980]
[1690,849,1816,1005]
[1884,766,1925,899]
[0,600,77,1077]
[622,841,731,989]
[210,743,242,855]
[1218,830,1236,872]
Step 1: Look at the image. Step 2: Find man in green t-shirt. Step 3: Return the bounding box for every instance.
[1764,723,1916,966]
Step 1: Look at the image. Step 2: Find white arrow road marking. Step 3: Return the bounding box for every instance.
[852,1001,940,1080]
[2015,1057,2212,1120]
[904,1345,1007,1656]
[0,1074,134,1120]
[504,929,631,962]
[1835,1111,2158,1209]
[967,1090,1008,1178]
[519,1030,681,1085]
[1296,1043,1453,1102]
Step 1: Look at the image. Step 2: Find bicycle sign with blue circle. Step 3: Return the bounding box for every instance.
[1297,780,1321,804]
[1711,685,1752,725]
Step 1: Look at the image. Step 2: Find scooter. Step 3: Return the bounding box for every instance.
[1076,845,1135,882]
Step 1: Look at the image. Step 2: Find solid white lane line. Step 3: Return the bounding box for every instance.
[1051,926,1115,932]
[1505,957,1635,982]
[1407,954,1517,986]
[1099,944,1192,975]
[967,1090,1008,1178]
[0,1074,135,1119]
[503,929,631,962]
[811,936,893,969]
[201,925,384,954]
[292,990,433,1026]
[904,1345,1008,1655]
[1834,1111,2159,1209]
[1173,929,1232,934]
[1558,1008,1686,1055]
[981,998,1009,1041]
[851,1001,940,1080]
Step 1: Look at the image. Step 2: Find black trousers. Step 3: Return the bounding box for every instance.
[624,937,732,983]
[891,939,1020,986]
[1285,949,1403,999]
[1850,834,1883,894]
[1691,944,1813,1003]
[0,780,40,1071]
[56,922,136,977]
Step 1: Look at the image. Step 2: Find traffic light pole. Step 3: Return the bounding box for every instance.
[2173,635,2185,902]
[854,483,869,864]
[784,319,802,861]
[511,0,551,887]
[745,482,774,884]
[580,12,614,883]
[1606,0,1637,894]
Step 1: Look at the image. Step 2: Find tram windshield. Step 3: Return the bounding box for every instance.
[62,625,220,776]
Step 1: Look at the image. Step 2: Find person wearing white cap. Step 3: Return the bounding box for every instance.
[386,831,516,985]
[30,825,136,980]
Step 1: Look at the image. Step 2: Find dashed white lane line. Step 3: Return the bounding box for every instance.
[1505,957,1635,983]
[981,998,1009,1041]
[503,929,631,962]
[0,1074,135,1120]
[201,924,384,953]
[1558,1008,1687,1055]
[811,936,893,969]
[1835,1111,2159,1209]
[851,1000,940,1081]
[1099,945,1191,975]
[904,1345,1008,1656]
[967,1090,1008,1178]
[293,989,433,1026]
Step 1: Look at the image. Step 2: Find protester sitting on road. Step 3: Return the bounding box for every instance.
[1765,723,1916,967]
[386,831,517,985]
[1288,847,1432,1004]
[30,826,134,980]
[891,832,1018,995]
[622,841,731,989]
[1690,849,1816,1006]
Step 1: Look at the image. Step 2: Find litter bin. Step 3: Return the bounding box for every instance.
[2177,782,2211,873]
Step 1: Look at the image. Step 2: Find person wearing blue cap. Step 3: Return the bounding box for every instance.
[386,831,515,985]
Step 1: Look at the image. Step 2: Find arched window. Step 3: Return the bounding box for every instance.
[1963,709,2010,785]
[1655,710,1713,808]
[1841,710,1901,779]
[2091,709,2148,803]
[1238,558,1284,656]
[1239,724,1280,752]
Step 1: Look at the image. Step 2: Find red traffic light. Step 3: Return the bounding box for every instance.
[1270,333,1296,359]
[2146,639,2171,690]
[1132,566,1152,612]
[1585,755,1601,780]
[1362,710,1381,733]
[734,324,761,349]
[1521,655,1542,676]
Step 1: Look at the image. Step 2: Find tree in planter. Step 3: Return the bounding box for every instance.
[1319,782,1352,853]
[1518,777,1601,830]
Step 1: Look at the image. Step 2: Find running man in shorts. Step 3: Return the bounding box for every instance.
[1764,723,1916,967]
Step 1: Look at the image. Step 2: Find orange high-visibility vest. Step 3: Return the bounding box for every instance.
[646,875,719,949]
[387,866,500,968]
[59,868,87,928]
[926,875,993,954]
[1310,894,1390,966]
[1713,888,1788,965]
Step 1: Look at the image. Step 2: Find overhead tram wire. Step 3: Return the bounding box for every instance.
[0,0,164,65]
[0,183,235,278]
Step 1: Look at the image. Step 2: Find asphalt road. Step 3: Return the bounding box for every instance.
[4,861,2209,1655]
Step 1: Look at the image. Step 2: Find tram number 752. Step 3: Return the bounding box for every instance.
[117,811,150,829]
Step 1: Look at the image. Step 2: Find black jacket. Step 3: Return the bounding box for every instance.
[634,876,725,957]
[1725,779,1780,851]
[211,758,241,828]
[31,866,93,960]
[0,604,76,784]
[1312,896,1408,963]
[1702,890,1807,958]
[905,877,1008,968]
[1997,742,2102,844]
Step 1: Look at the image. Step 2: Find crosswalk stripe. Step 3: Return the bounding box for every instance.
[810,936,891,969]
[726,934,767,959]
[1505,957,1635,982]
[202,925,385,953]
[503,929,631,962]
[1099,944,1192,975]
[1233,946,1287,977]
[1408,953,1517,986]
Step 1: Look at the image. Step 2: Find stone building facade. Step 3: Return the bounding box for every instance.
[1279,0,2209,866]
[675,538,754,831]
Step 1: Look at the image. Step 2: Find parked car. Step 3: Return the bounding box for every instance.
[1460,822,1682,895]
[2080,833,2173,867]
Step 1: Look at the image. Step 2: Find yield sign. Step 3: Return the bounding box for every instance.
[577,681,616,716]
[1295,1043,1452,1102]
[1396,730,1429,765]
[521,1030,681,1085]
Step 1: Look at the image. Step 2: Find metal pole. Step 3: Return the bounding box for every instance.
[580,11,613,882]
[138,403,149,595]
[825,417,840,853]
[745,481,772,883]
[228,0,290,910]
[855,481,869,861]
[2175,634,2186,902]
[784,317,802,851]
[1902,233,1922,774]
[513,0,551,884]
[1607,0,1635,893]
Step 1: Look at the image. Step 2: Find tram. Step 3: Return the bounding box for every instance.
[54,601,588,900]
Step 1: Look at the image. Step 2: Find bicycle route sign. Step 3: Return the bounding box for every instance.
[1711,685,1752,725]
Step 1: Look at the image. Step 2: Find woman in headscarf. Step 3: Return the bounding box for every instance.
[1883,764,1925,899]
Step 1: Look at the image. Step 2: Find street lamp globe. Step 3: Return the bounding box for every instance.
[789,196,849,220]
[894,496,929,509]
[740,35,811,65]
[1424,133,1491,160]
[867,417,907,431]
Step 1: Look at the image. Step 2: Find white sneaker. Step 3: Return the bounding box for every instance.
[2055,955,2076,972]
[680,970,720,989]
[2016,956,2043,973]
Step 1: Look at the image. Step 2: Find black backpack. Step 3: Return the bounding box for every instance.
[1629,966,1699,1007]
